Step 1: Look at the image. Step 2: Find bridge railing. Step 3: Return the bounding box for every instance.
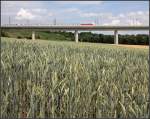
[2,23,146,27]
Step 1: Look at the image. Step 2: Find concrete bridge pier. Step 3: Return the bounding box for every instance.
[114,30,118,44]
[75,30,79,43]
[32,31,35,40]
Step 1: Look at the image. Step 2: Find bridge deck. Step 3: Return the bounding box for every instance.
[1,25,149,31]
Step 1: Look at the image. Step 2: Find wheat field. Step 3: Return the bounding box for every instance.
[1,37,149,118]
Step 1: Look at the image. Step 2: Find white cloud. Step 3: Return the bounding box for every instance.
[127,19,142,26]
[32,8,47,13]
[80,12,98,17]
[111,20,120,25]
[119,14,125,18]
[135,21,142,25]
[137,11,143,15]
[77,10,148,26]
[64,8,80,13]
[127,11,146,18]
[48,12,53,16]
[1,1,149,27]
[103,19,120,26]
[146,11,149,15]
[128,12,136,17]
[125,11,148,25]
[98,11,148,26]
[15,8,35,20]
[80,12,114,20]
[1,1,45,17]
[103,23,109,26]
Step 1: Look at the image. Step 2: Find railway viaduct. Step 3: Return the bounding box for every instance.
[1,25,149,44]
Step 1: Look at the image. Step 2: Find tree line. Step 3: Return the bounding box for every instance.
[79,32,149,45]
[1,30,149,45]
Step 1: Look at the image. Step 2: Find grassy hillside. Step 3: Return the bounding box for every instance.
[1,29,74,41]
[1,37,149,118]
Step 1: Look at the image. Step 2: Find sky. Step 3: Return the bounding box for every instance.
[1,1,149,34]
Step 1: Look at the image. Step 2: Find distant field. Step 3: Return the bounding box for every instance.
[1,37,149,49]
[117,44,149,49]
[1,37,149,118]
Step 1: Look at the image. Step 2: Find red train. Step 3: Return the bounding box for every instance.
[80,23,95,26]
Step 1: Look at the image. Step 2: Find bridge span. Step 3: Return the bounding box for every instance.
[1,25,149,44]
